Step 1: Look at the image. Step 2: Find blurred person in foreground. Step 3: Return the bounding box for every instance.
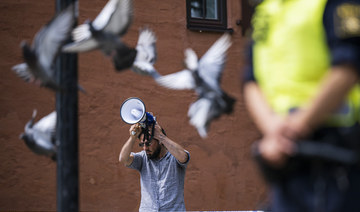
[119,118,190,212]
[243,0,360,211]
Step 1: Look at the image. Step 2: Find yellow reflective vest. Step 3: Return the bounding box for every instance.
[252,0,360,127]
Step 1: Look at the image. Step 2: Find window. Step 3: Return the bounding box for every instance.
[186,0,231,32]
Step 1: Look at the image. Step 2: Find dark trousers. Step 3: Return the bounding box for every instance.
[269,126,360,212]
[271,163,360,212]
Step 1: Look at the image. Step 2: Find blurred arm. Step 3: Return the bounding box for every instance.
[243,81,295,167]
[243,81,284,135]
[287,65,359,137]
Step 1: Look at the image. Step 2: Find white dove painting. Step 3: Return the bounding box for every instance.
[156,33,236,138]
[11,3,76,91]
[20,110,57,161]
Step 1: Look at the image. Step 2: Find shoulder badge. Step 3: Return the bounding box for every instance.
[334,3,360,38]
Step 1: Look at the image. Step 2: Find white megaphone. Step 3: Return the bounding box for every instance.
[120,97,155,128]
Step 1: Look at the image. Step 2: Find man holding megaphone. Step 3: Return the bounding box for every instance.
[119,97,190,212]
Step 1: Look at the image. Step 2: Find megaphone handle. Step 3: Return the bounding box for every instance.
[149,121,156,141]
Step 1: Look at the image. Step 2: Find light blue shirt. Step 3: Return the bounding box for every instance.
[128,150,190,212]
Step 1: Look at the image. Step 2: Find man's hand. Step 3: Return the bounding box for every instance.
[258,134,296,168]
[284,110,312,140]
[257,117,297,168]
[153,122,166,144]
[129,123,141,138]
[152,121,189,164]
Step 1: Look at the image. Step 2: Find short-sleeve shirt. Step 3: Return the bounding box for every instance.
[128,150,190,212]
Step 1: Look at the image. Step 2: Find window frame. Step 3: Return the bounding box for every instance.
[186,0,231,32]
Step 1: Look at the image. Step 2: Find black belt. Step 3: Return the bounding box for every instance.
[252,139,360,183]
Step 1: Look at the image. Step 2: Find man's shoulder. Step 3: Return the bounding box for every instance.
[127,151,147,170]
[167,150,190,166]
[132,150,146,157]
[130,151,146,162]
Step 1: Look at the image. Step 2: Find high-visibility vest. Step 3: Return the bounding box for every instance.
[252,0,360,127]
